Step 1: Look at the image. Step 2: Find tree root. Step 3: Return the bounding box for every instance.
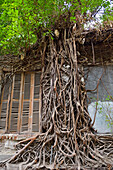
[0,32,113,170]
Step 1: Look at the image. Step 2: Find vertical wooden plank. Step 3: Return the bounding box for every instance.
[91,41,95,64]
[8,75,15,132]
[17,73,24,133]
[20,73,25,133]
[0,88,4,119]
[29,73,34,133]
[5,86,11,132]
[0,88,5,133]
[39,71,43,133]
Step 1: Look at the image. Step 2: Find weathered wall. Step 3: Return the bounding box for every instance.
[84,65,113,133]
[88,101,113,133]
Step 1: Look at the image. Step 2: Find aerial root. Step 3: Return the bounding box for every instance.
[1,33,113,170]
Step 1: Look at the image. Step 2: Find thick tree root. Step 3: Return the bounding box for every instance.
[0,34,113,170]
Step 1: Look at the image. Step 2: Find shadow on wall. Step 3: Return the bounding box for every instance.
[84,66,113,133]
[88,101,113,133]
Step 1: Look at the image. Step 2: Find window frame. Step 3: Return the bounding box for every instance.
[0,71,41,134]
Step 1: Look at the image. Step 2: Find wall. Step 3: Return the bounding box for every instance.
[84,66,113,133]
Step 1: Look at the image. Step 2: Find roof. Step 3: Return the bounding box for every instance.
[0,27,113,72]
[77,28,113,65]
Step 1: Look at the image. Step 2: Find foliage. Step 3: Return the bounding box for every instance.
[0,0,112,55]
[95,95,113,130]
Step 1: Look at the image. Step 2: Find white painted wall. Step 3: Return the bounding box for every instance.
[88,101,113,133]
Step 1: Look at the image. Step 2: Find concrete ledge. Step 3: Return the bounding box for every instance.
[0,133,38,141]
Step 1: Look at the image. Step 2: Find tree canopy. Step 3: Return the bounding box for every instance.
[0,0,113,55]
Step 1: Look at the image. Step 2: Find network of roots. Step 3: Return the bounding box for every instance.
[0,30,113,170]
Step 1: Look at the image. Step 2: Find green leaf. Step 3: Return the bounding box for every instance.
[0,0,112,55]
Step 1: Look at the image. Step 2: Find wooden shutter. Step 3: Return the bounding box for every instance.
[0,80,11,133]
[32,73,41,132]
[0,72,41,134]
[9,74,21,132]
[21,73,31,132]
[21,73,41,132]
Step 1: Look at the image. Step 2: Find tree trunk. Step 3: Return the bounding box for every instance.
[1,30,113,170]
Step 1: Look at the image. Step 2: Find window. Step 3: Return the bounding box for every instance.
[0,72,41,133]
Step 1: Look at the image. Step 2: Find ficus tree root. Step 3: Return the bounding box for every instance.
[0,32,113,170]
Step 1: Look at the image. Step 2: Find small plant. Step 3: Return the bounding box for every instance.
[94,95,113,130]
